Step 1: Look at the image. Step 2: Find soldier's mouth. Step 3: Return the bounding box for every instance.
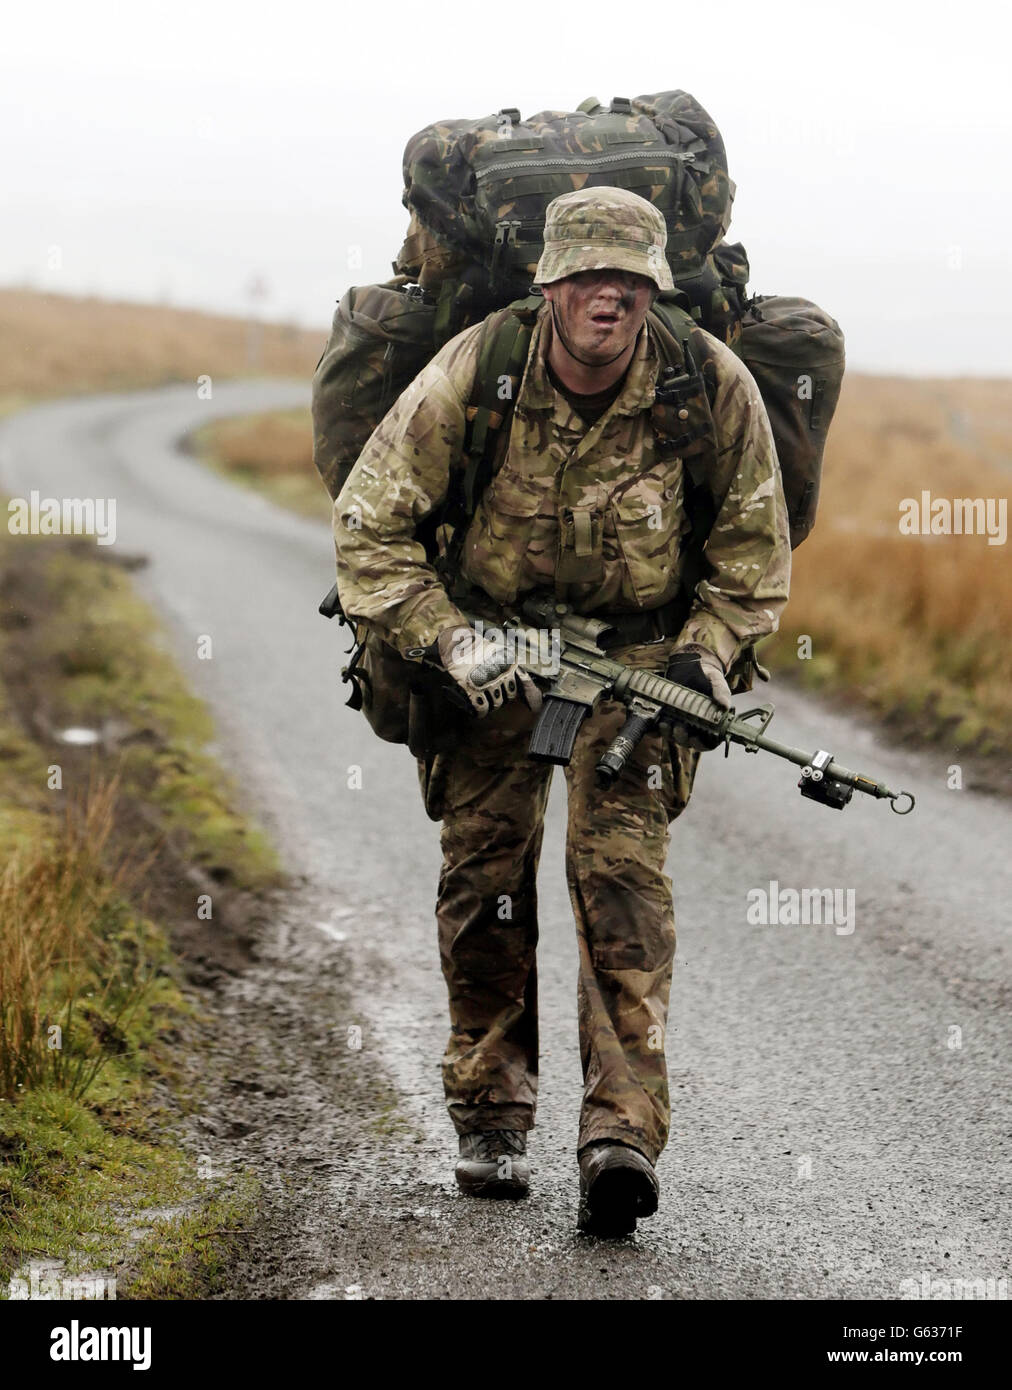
[589,312,620,327]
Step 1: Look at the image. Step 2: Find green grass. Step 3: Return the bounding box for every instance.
[125,1175,260,1299]
[0,530,279,1297]
[1,1087,260,1298]
[2,540,280,889]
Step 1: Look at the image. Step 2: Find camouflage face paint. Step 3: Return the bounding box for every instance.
[546,272,654,370]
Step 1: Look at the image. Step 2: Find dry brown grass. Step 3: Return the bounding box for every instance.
[191,407,326,519]
[767,372,1011,754]
[199,408,314,478]
[0,288,325,407]
[0,779,152,1101]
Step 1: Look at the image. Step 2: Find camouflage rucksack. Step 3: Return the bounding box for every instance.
[739,296,845,546]
[313,90,751,504]
[312,279,436,501]
[398,92,743,343]
[313,89,843,516]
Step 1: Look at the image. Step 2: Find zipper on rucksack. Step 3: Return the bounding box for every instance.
[475,148,698,181]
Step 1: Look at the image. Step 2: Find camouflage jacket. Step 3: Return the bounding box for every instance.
[333,304,790,671]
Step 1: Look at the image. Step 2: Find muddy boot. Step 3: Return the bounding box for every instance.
[577,1140,659,1237]
[455,1130,530,1199]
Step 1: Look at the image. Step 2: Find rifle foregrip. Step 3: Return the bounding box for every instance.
[630,668,724,726]
[528,697,589,765]
[596,711,654,788]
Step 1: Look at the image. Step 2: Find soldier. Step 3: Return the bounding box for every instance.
[334,186,791,1236]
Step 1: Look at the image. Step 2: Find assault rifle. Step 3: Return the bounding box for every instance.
[405,594,916,815]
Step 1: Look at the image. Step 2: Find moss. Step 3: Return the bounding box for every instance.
[124,1175,260,1299]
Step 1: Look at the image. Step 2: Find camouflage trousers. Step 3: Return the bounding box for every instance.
[417,640,700,1166]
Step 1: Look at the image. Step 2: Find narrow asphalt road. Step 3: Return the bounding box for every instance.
[2,382,1009,1300]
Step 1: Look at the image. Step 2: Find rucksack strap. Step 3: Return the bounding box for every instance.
[644,300,725,644]
[463,297,539,510]
[436,295,539,591]
[647,302,763,689]
[647,296,716,482]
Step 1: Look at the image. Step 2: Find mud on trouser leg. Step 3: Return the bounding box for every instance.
[563,698,683,1165]
[570,857,676,1165]
[424,704,552,1135]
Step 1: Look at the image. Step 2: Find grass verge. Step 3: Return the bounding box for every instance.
[0,528,281,1298]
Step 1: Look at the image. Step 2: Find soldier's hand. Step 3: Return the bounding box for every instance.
[664,644,732,751]
[436,626,542,718]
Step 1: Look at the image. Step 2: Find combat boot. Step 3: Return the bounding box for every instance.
[455,1130,530,1199]
[577,1140,659,1237]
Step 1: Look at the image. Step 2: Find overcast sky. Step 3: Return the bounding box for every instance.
[3,0,1010,374]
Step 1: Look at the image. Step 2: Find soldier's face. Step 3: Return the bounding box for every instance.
[542,269,655,363]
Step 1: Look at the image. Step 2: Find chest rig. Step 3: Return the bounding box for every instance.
[433,293,721,635]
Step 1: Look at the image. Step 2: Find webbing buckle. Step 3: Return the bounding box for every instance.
[490,221,522,292]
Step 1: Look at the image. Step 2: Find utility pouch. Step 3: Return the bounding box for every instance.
[555,505,604,584]
[355,630,418,745]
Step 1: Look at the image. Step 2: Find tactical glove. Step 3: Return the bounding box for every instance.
[664,644,733,751]
[436,626,542,718]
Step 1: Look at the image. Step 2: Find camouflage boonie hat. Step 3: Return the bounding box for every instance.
[533,186,674,292]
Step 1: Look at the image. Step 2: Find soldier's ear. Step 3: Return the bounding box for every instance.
[541,283,557,303]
